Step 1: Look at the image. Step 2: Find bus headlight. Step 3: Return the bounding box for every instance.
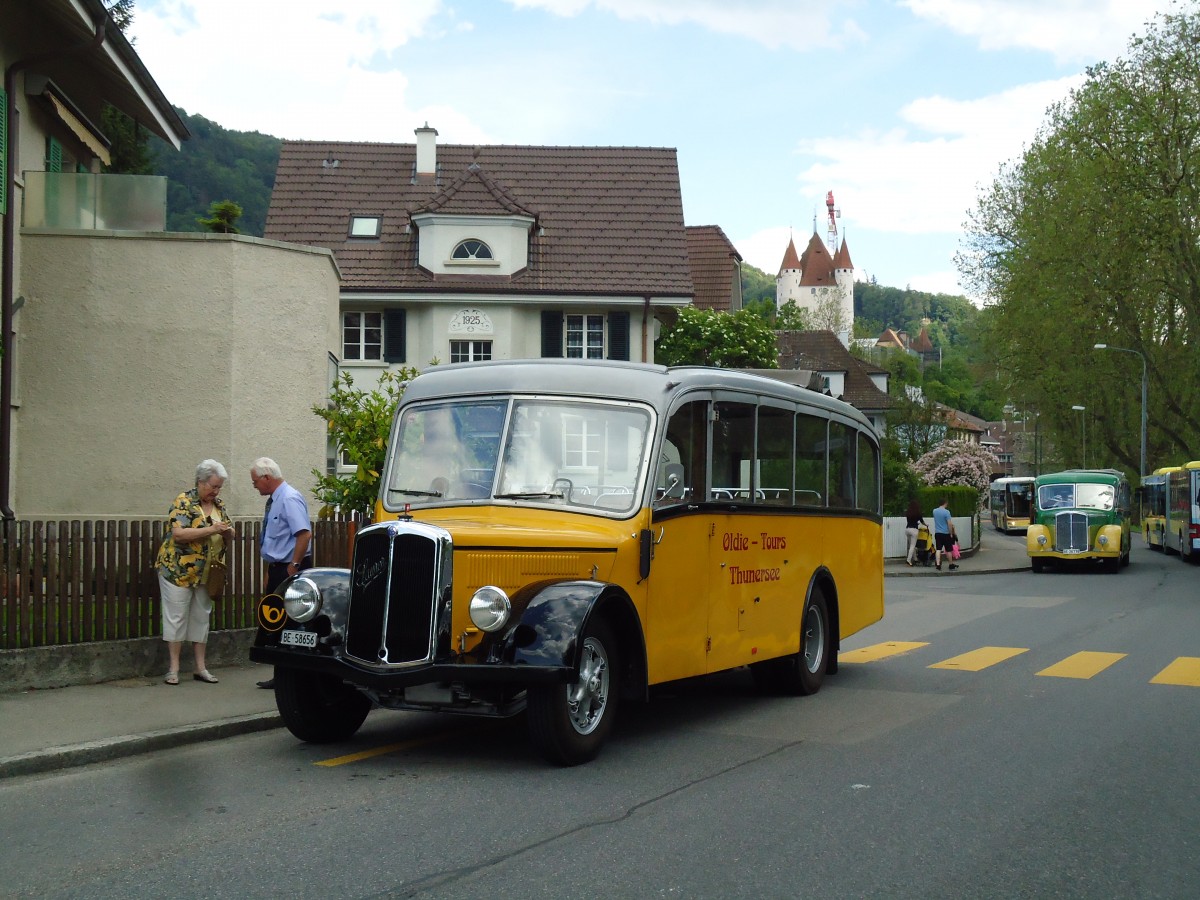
[1098,534,1109,546]
[469,585,511,632]
[283,577,322,623]
[1037,534,1047,546]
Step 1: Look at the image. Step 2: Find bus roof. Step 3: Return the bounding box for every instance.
[1152,466,1183,474]
[398,359,876,433]
[1035,469,1127,487]
[990,476,1035,487]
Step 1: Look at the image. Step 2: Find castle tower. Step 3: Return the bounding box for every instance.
[775,191,856,346]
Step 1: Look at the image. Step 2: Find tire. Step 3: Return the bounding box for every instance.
[1104,555,1120,574]
[274,667,371,744]
[1031,557,1045,573]
[751,588,829,696]
[527,618,619,766]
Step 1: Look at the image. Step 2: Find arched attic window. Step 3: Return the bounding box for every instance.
[451,238,493,260]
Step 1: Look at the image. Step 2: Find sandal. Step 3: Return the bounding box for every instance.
[164,671,179,685]
[193,670,219,684]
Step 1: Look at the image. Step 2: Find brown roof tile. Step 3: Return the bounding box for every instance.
[265,140,694,297]
[775,330,894,412]
[686,225,742,311]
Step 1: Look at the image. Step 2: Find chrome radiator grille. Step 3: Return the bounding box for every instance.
[345,521,451,667]
[1054,512,1090,553]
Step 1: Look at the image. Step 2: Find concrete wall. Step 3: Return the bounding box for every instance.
[883,515,976,558]
[13,231,340,518]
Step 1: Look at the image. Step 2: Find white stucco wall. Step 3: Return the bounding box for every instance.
[14,231,340,518]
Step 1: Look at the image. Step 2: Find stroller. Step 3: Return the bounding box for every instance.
[914,523,935,567]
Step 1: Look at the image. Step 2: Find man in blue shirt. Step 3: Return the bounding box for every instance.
[932,497,958,571]
[251,456,313,688]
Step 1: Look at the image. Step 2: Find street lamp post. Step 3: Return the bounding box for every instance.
[1071,405,1086,468]
[1093,343,1148,478]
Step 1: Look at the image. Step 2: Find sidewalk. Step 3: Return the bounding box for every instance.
[1,533,1032,780]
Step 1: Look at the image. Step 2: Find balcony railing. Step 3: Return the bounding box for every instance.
[22,171,167,232]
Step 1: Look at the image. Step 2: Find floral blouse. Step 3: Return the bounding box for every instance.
[155,488,231,587]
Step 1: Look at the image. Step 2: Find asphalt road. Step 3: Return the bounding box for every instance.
[3,536,1198,899]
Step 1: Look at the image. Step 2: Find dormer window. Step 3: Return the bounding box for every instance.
[451,239,493,260]
[349,216,381,238]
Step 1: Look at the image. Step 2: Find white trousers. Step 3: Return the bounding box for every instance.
[905,526,919,562]
[159,571,213,643]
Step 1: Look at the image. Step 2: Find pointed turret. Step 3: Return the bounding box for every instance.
[777,237,802,276]
[833,237,854,271]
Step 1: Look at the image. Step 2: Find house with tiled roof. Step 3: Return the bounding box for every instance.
[775,330,893,434]
[264,126,694,376]
[685,225,742,312]
[775,230,855,346]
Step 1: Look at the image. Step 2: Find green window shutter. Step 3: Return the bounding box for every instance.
[383,308,406,363]
[0,88,7,215]
[46,136,63,173]
[540,311,563,358]
[607,311,630,361]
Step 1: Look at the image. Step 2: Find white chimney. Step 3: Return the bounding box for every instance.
[415,123,438,176]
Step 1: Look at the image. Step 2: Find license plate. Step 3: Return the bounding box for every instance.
[281,629,317,649]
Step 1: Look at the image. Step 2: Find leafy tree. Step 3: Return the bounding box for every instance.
[880,435,923,516]
[887,389,945,462]
[197,200,243,233]
[774,300,813,331]
[655,307,779,368]
[310,368,419,518]
[911,439,998,509]
[959,7,1200,472]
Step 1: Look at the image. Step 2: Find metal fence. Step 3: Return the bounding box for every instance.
[0,517,361,650]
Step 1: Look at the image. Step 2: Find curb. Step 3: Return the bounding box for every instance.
[0,711,283,780]
[885,565,1029,577]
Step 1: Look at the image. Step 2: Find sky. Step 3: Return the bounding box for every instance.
[128,0,1175,298]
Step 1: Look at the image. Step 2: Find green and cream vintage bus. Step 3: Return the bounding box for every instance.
[1027,469,1132,573]
[252,360,884,765]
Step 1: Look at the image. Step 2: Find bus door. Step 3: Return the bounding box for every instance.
[647,395,714,683]
[706,395,801,674]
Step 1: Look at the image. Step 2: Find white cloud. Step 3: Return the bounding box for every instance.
[130,0,484,142]
[504,0,869,50]
[901,0,1157,64]
[793,76,1082,237]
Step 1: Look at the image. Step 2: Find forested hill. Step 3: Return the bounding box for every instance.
[148,108,280,235]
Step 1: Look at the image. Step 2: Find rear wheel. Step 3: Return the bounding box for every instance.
[751,588,829,696]
[527,618,619,766]
[274,667,371,743]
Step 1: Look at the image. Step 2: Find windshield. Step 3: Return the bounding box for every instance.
[1038,482,1115,511]
[385,397,653,514]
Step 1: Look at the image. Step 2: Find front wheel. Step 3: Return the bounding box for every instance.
[274,667,371,743]
[1031,557,1045,573]
[527,618,619,766]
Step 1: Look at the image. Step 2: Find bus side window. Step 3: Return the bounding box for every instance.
[655,400,707,506]
[856,430,880,513]
[756,403,793,505]
[795,412,826,506]
[828,421,856,508]
[712,400,754,500]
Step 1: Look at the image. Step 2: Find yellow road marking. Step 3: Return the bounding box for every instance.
[1037,651,1126,679]
[840,641,929,663]
[1150,657,1200,687]
[315,724,487,767]
[929,646,1028,672]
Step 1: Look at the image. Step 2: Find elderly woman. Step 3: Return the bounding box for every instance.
[155,459,235,685]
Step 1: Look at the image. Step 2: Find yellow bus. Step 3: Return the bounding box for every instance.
[1140,466,1179,551]
[989,476,1035,533]
[1162,461,1200,561]
[252,361,884,764]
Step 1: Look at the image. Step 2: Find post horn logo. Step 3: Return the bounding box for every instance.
[257,594,287,632]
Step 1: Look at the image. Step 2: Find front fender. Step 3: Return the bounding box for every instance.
[504,580,635,671]
[1095,524,1123,555]
[254,567,351,647]
[1026,525,1050,555]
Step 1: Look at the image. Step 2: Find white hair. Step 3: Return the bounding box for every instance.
[195,459,228,484]
[252,457,283,479]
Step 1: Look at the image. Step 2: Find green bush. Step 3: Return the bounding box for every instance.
[914,484,978,517]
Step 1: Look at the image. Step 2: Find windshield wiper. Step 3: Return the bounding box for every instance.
[388,487,443,497]
[493,491,563,500]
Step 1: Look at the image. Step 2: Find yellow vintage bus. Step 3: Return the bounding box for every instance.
[253,361,884,765]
